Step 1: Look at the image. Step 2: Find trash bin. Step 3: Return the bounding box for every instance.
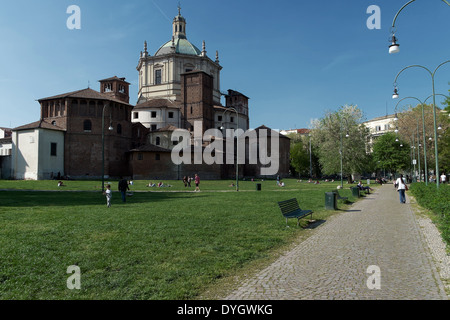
[351,187,360,198]
[325,192,337,210]
[256,183,261,191]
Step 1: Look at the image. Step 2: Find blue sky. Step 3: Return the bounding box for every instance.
[0,0,449,130]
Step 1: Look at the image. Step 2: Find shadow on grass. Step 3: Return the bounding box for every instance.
[0,190,208,208]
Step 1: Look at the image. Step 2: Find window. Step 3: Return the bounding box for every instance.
[155,69,162,85]
[83,120,92,132]
[105,83,112,92]
[117,124,122,135]
[218,115,222,121]
[133,112,139,119]
[151,111,157,118]
[138,153,143,160]
[119,85,125,93]
[230,117,234,123]
[50,143,57,156]
[375,125,381,132]
[155,154,161,161]
[151,124,157,131]
[168,112,174,119]
[156,137,161,146]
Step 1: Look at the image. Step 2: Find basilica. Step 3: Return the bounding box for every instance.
[9,8,289,180]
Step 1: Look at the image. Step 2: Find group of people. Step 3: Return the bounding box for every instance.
[146,181,172,188]
[103,177,130,208]
[183,174,201,191]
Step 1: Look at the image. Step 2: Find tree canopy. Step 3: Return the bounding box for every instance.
[310,105,371,180]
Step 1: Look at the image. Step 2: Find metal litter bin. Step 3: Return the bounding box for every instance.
[325,192,337,210]
[351,187,360,198]
[256,183,261,191]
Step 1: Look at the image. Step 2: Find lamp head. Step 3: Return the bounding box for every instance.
[392,88,399,99]
[389,35,400,54]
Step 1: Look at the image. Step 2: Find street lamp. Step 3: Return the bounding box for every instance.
[220,107,239,191]
[392,60,450,188]
[102,103,113,192]
[389,0,450,54]
[338,116,350,189]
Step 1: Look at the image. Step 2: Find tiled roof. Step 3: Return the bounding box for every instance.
[13,120,66,132]
[155,124,180,132]
[38,88,132,106]
[98,76,130,84]
[134,99,180,109]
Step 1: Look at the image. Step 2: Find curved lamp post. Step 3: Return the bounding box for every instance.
[101,103,113,192]
[389,0,450,54]
[395,97,427,184]
[220,107,239,191]
[392,60,450,188]
[394,93,449,185]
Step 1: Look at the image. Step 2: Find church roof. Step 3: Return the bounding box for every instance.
[98,76,130,84]
[13,119,66,132]
[155,124,179,132]
[134,99,180,110]
[155,37,202,57]
[38,88,133,106]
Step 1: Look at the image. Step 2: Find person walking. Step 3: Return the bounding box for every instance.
[118,177,129,202]
[440,173,447,184]
[395,174,407,204]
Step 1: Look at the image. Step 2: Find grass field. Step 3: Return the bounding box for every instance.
[0,178,365,300]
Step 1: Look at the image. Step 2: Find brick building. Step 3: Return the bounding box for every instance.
[10,7,290,180]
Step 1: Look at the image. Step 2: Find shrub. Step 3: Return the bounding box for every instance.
[410,183,450,247]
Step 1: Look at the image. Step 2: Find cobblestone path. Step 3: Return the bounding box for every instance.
[225,185,448,300]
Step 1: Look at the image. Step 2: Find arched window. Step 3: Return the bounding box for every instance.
[117,123,122,135]
[156,136,161,145]
[83,120,92,132]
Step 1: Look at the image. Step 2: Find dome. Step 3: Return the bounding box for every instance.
[155,37,202,57]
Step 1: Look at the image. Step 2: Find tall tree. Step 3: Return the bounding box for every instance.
[372,132,410,174]
[311,105,370,182]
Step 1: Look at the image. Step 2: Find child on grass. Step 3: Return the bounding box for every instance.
[103,184,112,208]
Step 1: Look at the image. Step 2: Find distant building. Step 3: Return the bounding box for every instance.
[362,114,396,152]
[0,127,12,179]
[280,128,311,136]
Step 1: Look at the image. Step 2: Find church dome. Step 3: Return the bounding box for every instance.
[155,37,201,57]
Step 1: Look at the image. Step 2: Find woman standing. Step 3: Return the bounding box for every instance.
[395,174,407,204]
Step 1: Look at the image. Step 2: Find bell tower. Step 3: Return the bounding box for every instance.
[99,76,130,104]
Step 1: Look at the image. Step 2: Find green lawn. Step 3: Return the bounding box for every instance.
[0,179,366,299]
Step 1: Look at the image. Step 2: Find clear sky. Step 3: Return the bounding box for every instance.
[0,0,449,130]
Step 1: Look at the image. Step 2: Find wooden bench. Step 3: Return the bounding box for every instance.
[331,190,348,201]
[277,198,313,227]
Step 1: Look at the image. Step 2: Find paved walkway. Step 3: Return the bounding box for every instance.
[225,185,448,300]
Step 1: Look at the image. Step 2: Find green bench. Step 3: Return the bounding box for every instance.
[278,198,313,227]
